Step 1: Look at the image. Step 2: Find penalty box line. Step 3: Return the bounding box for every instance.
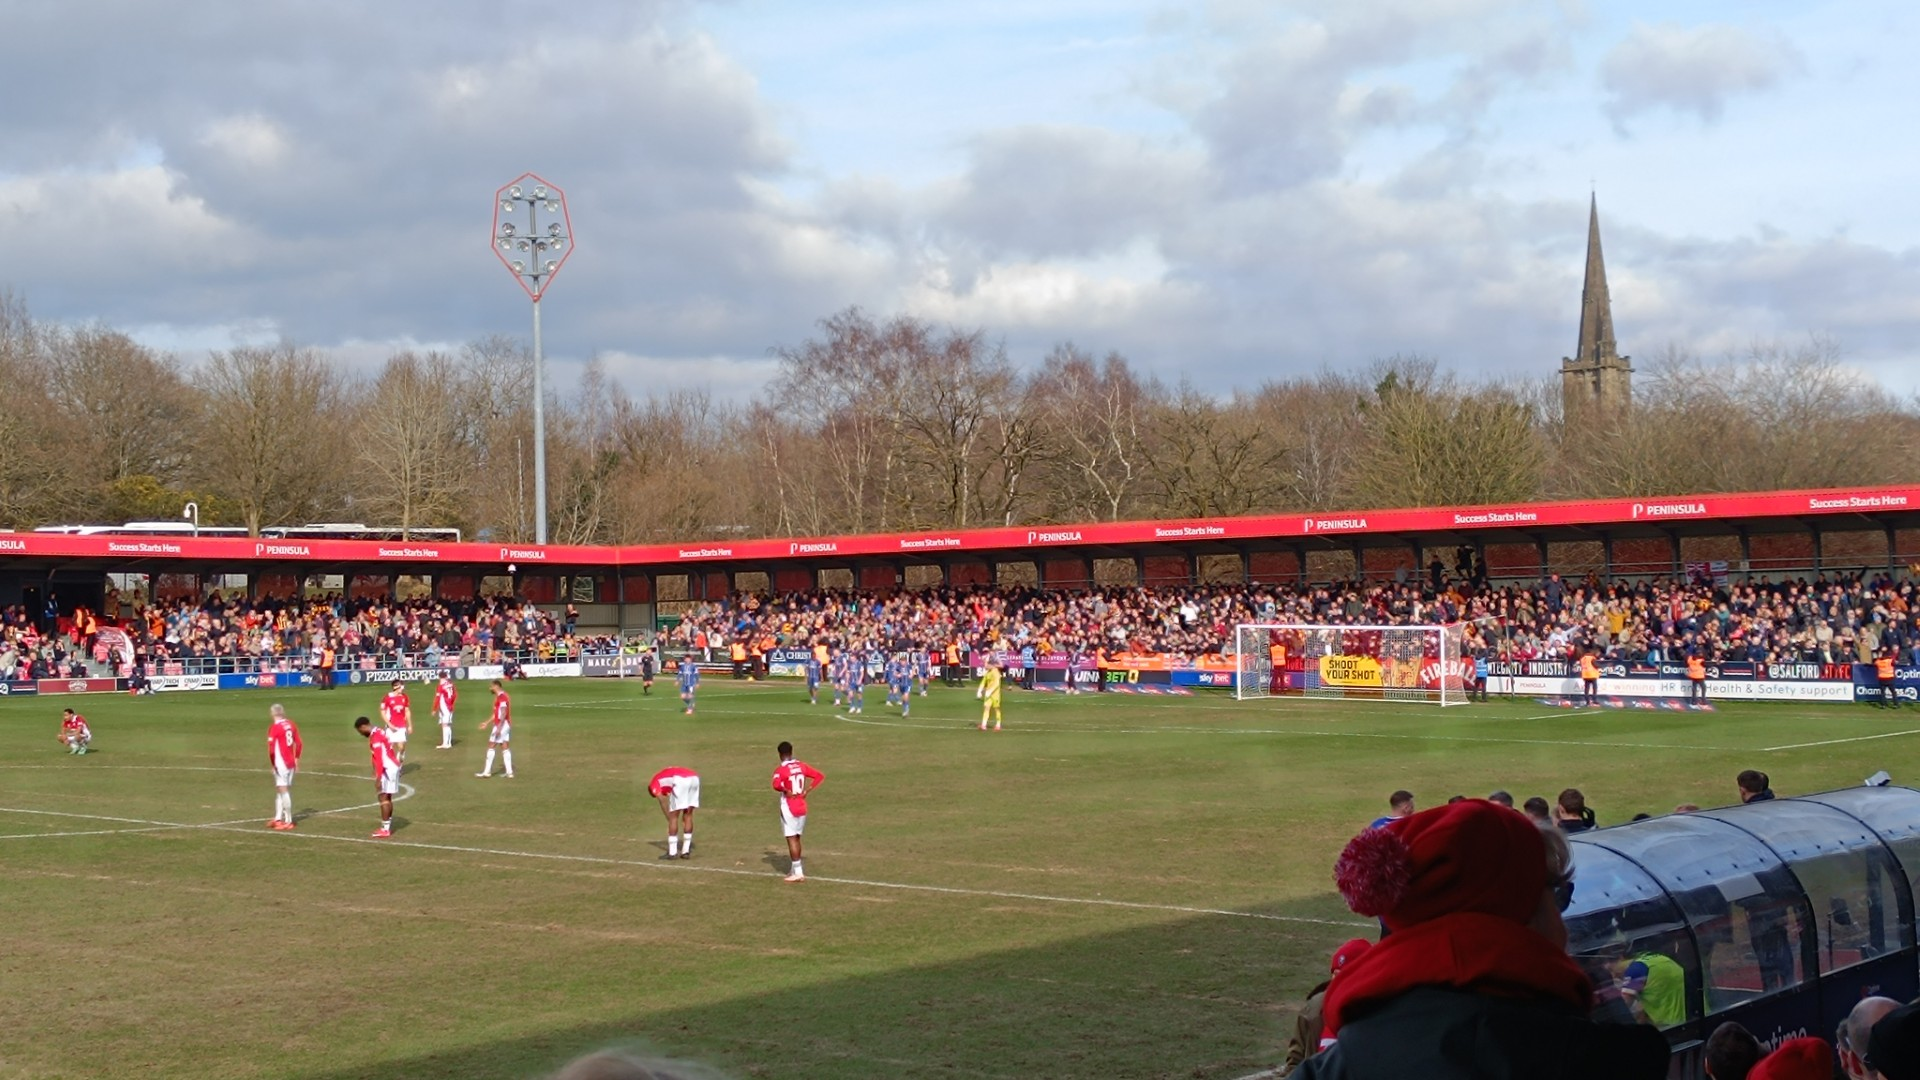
[192,822,1371,930]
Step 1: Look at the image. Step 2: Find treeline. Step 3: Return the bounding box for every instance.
[1,296,1914,541]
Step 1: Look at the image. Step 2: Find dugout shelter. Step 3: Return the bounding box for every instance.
[1564,783,1920,1078]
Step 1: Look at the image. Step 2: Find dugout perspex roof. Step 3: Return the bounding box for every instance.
[0,484,1915,577]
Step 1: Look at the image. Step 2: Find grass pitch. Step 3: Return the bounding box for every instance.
[4,679,1915,1079]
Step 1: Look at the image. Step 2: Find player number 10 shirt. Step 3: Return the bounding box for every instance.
[772,760,824,817]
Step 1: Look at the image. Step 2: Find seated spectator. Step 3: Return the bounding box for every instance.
[1296,800,1667,1078]
[1555,788,1597,833]
[1840,997,1902,1080]
[1282,939,1371,1076]
[1617,953,1686,1027]
[1523,796,1552,825]
[1487,790,1513,809]
[1749,1036,1833,1080]
[1704,1020,1761,1080]
[1867,1001,1920,1080]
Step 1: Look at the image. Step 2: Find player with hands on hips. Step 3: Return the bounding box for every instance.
[772,741,825,883]
[476,679,514,778]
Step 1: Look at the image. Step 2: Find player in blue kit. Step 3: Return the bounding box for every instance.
[805,649,823,705]
[888,653,912,717]
[678,655,701,716]
[913,648,932,697]
[843,647,865,715]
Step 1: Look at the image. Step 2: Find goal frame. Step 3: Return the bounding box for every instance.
[1232,622,1471,706]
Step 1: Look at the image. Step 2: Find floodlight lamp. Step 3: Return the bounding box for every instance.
[500,199,514,213]
[547,223,561,237]
[509,185,523,199]
[511,259,526,273]
[532,185,547,199]
[498,239,512,250]
[543,260,557,274]
[549,238,563,250]
[544,199,559,213]
[500,222,515,237]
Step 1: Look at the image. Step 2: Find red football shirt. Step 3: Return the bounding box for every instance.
[490,691,510,728]
[434,680,456,712]
[268,718,302,769]
[368,729,398,776]
[649,766,697,799]
[771,759,825,816]
[380,690,411,730]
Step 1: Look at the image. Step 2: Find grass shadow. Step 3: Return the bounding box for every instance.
[296,893,1359,1080]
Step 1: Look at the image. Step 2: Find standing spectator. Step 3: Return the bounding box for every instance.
[1297,801,1668,1078]
[1876,650,1899,708]
[1737,770,1775,804]
[1369,791,1415,830]
[1555,789,1596,833]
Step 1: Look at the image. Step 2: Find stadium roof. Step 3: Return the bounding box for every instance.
[0,485,1916,572]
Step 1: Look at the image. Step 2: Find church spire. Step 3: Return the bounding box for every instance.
[1561,195,1631,413]
[1575,194,1618,365]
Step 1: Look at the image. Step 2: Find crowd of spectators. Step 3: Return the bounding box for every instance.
[9,565,1916,679]
[660,568,1920,668]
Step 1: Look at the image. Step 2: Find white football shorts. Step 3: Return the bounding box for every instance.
[437,706,453,725]
[668,775,701,812]
[488,722,511,745]
[377,765,401,796]
[273,765,295,788]
[388,725,409,745]
[780,800,806,838]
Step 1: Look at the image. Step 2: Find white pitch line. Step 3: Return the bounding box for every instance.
[830,713,1727,752]
[0,769,413,840]
[1758,729,1920,752]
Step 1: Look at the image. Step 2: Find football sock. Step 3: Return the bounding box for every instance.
[668,835,680,856]
[791,859,803,876]
[502,750,513,774]
[683,832,692,850]
[481,749,496,775]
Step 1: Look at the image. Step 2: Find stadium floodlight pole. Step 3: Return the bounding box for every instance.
[491,173,575,545]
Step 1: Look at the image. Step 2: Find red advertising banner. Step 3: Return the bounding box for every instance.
[0,484,1913,568]
[37,677,125,695]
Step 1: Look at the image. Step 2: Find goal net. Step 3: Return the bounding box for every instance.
[1232,622,1473,706]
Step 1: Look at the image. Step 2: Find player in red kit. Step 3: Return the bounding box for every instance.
[648,766,701,859]
[57,708,92,754]
[476,680,514,778]
[379,680,412,763]
[355,715,398,837]
[267,703,302,830]
[772,741,825,882]
[433,672,457,749]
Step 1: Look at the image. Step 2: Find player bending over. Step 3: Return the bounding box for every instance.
[772,741,825,883]
[379,680,412,764]
[433,672,457,749]
[354,716,399,838]
[977,661,1004,731]
[648,766,701,859]
[476,679,514,778]
[57,708,91,754]
[267,704,303,829]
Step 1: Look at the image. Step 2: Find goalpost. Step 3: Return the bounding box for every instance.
[1232,622,1479,706]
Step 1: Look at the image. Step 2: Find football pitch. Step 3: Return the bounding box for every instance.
[5,680,1916,1079]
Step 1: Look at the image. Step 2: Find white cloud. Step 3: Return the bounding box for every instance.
[1601,22,1803,125]
[197,114,289,168]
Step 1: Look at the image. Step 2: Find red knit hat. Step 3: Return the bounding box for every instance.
[1333,799,1548,931]
[1749,1037,1833,1080]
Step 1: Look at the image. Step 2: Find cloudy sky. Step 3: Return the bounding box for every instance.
[4,0,1916,397]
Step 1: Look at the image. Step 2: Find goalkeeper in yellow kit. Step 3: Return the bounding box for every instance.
[976,661,1003,731]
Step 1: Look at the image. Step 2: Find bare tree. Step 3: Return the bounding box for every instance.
[192,343,354,535]
[355,350,470,537]
[1142,384,1292,517]
[1030,345,1152,521]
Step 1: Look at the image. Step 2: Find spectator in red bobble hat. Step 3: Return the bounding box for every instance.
[1748,1036,1833,1080]
[1294,799,1668,1079]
